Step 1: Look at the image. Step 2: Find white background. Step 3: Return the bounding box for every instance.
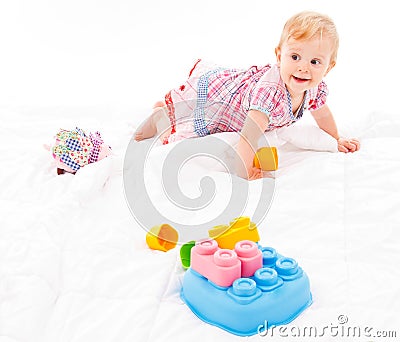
[1,0,398,126]
[0,2,399,341]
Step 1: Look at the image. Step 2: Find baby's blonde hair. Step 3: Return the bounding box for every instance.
[277,11,339,64]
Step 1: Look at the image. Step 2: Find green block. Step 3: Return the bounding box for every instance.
[180,241,196,269]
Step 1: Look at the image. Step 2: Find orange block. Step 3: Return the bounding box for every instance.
[253,147,278,171]
[146,224,179,252]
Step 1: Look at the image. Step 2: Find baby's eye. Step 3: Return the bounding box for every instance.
[291,54,300,61]
[311,59,321,65]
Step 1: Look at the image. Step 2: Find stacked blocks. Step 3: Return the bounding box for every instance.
[181,241,312,336]
[190,239,262,287]
[180,216,260,270]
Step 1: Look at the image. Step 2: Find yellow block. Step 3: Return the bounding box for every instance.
[253,147,278,171]
[208,224,229,239]
[208,216,260,250]
[146,224,179,252]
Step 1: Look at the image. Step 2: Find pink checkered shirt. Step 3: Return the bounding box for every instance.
[164,61,328,143]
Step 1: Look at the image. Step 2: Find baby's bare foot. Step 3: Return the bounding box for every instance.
[134,130,144,141]
[134,116,157,141]
[134,103,168,141]
[153,100,166,108]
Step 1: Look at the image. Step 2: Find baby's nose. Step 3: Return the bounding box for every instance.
[297,62,309,73]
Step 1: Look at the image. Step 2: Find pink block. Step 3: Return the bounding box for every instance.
[235,240,263,277]
[191,239,241,287]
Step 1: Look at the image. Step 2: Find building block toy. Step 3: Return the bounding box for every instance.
[181,243,312,336]
[180,241,195,269]
[253,146,278,171]
[208,216,260,250]
[146,224,178,252]
[190,239,262,287]
[236,240,263,277]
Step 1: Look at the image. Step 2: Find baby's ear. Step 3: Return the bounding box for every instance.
[325,61,336,76]
[275,47,281,65]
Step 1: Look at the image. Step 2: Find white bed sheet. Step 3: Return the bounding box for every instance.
[0,107,399,342]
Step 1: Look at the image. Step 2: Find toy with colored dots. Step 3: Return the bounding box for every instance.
[180,239,312,336]
[178,216,311,336]
[179,216,260,268]
[144,216,312,335]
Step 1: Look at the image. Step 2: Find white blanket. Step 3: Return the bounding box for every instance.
[1,107,399,341]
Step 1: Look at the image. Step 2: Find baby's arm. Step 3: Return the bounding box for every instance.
[236,110,270,180]
[311,105,360,153]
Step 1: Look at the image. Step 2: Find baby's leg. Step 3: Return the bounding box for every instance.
[134,102,171,141]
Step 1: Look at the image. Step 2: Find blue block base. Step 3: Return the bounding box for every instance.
[180,246,312,336]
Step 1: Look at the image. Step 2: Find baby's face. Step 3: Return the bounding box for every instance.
[276,36,335,98]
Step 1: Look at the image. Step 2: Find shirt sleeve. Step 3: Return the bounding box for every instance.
[249,85,287,127]
[247,64,291,128]
[307,81,329,111]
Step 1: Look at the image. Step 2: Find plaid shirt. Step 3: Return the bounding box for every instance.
[164,62,328,143]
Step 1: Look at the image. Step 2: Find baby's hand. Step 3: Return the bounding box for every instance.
[247,166,262,181]
[337,137,360,153]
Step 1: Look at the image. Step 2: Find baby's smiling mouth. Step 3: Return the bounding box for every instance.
[293,75,310,82]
